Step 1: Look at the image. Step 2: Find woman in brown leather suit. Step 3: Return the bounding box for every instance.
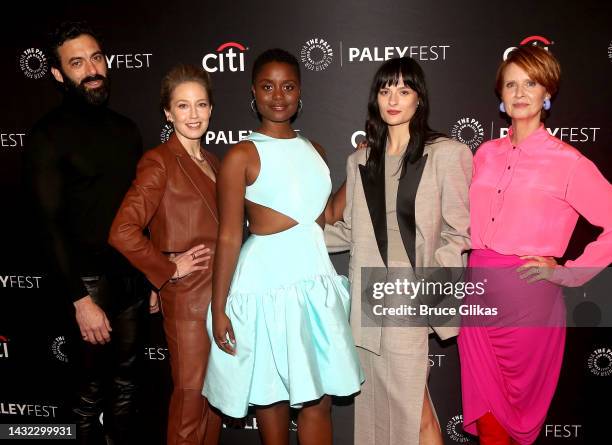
[109,64,221,445]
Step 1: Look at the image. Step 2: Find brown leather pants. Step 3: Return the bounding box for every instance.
[163,316,222,445]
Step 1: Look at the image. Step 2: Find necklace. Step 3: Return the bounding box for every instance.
[189,154,207,163]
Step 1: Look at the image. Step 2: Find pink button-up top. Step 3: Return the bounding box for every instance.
[470,125,612,268]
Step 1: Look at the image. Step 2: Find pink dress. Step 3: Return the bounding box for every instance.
[459,125,612,444]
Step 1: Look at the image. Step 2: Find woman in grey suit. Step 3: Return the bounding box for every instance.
[325,57,472,445]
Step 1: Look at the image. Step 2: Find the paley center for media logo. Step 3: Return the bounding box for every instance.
[300,38,334,71]
[587,347,612,376]
[451,117,484,152]
[19,48,48,79]
[202,42,248,73]
[446,414,470,443]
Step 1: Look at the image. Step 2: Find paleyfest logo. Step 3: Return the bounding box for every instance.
[608,40,612,62]
[300,38,334,71]
[202,42,247,73]
[451,117,484,152]
[19,48,48,79]
[503,35,553,60]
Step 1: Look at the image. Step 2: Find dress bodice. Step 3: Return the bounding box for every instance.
[245,131,331,223]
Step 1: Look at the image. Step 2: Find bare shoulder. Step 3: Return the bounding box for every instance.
[308,138,328,161]
[222,140,257,167]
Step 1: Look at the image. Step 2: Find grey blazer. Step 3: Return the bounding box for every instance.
[325,138,472,354]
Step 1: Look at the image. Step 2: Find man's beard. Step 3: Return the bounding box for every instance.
[62,72,110,106]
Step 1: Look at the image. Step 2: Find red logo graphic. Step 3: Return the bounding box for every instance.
[216,42,246,52]
[202,42,247,73]
[0,336,8,358]
[520,36,553,46]
[503,35,553,60]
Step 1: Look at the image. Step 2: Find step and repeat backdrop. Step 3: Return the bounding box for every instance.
[0,1,610,443]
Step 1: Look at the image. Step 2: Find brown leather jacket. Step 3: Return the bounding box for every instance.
[109,133,219,295]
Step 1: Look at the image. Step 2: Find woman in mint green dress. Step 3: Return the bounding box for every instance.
[203,49,363,445]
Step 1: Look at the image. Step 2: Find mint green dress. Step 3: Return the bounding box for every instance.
[203,131,364,418]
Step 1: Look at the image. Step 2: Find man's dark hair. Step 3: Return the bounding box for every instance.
[47,21,102,69]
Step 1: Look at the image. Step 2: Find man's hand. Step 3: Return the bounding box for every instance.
[73,295,112,344]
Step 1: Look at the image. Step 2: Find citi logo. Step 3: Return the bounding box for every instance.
[503,35,553,60]
[202,42,247,73]
[0,335,8,359]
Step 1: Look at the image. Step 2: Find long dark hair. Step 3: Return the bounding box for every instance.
[365,57,444,180]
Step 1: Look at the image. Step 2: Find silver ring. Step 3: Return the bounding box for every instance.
[220,340,229,345]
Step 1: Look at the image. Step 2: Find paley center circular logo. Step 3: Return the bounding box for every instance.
[160,123,174,143]
[587,347,612,376]
[451,117,484,152]
[300,38,334,71]
[19,48,48,79]
[51,336,68,363]
[446,414,470,443]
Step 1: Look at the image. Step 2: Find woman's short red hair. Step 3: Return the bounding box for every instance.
[495,45,561,97]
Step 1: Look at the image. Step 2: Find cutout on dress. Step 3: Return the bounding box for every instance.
[245,199,299,235]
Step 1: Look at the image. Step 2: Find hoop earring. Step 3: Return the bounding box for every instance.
[250,98,258,116]
[297,99,303,116]
[499,102,506,113]
[543,98,551,111]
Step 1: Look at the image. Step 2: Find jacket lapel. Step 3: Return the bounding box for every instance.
[396,153,428,269]
[166,133,219,223]
[359,162,388,267]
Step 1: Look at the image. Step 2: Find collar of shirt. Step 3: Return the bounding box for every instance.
[504,124,551,156]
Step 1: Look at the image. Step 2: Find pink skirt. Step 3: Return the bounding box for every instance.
[458,249,566,445]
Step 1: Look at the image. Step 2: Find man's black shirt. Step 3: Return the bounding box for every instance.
[25,96,143,303]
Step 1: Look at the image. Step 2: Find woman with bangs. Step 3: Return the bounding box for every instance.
[458,45,612,444]
[325,57,472,444]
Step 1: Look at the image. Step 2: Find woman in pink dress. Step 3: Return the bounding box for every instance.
[458,45,612,445]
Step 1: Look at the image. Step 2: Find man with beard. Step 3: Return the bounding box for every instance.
[24,21,146,445]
